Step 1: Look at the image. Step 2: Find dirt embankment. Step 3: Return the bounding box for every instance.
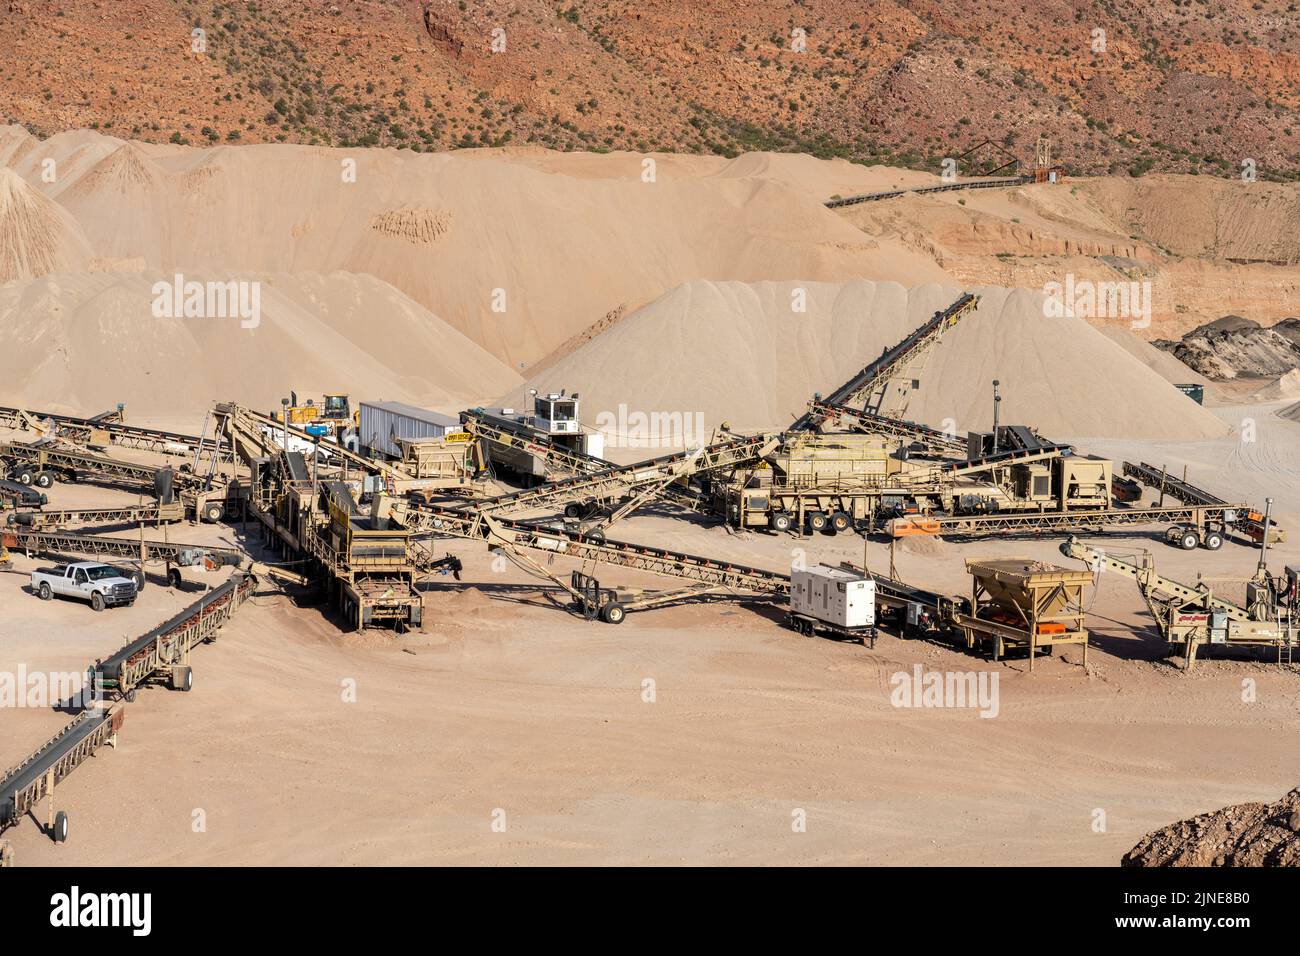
[1123,788,1300,867]
[1154,316,1300,382]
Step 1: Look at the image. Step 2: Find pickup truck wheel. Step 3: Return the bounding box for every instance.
[38,582,52,601]
[91,592,106,612]
[34,471,54,488]
[52,811,69,844]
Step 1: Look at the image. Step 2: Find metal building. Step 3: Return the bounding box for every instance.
[359,401,459,460]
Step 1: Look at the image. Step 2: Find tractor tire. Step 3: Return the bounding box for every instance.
[52,811,69,844]
[830,511,852,534]
[91,592,106,612]
[770,512,793,533]
[807,511,829,533]
[38,582,52,601]
[601,602,626,625]
[1203,531,1224,551]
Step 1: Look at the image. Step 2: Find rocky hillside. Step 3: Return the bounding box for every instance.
[1124,788,1300,867]
[1,0,1298,179]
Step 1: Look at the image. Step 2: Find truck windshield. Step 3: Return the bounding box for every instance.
[84,566,124,581]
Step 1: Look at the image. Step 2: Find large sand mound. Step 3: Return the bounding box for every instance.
[0,167,93,281]
[514,281,1231,441]
[0,128,948,369]
[1123,788,1300,867]
[0,271,520,415]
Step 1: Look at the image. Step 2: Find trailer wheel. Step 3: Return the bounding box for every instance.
[34,470,55,489]
[601,602,626,625]
[770,512,793,533]
[52,811,69,844]
[807,511,829,533]
[202,502,224,522]
[15,468,34,485]
[167,567,183,589]
[38,582,52,601]
[1203,531,1224,551]
[830,511,852,534]
[91,592,106,612]
[564,502,583,519]
[172,666,193,692]
[1178,530,1199,551]
[123,688,137,703]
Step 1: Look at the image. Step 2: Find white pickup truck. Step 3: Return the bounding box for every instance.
[32,562,138,611]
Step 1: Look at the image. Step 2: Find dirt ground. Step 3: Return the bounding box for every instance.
[2,403,1298,866]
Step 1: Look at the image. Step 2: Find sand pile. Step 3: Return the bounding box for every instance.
[515,280,1230,441]
[1096,326,1216,396]
[0,128,947,369]
[1254,368,1300,402]
[1123,788,1300,867]
[0,167,92,281]
[0,271,520,415]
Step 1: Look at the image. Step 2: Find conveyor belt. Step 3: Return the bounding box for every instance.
[7,502,181,530]
[4,527,243,564]
[891,503,1248,538]
[792,293,979,429]
[0,708,124,830]
[0,441,220,494]
[0,404,233,462]
[460,409,709,512]
[938,442,1073,478]
[825,176,1030,208]
[397,502,790,595]
[802,399,968,453]
[95,574,253,693]
[459,433,779,516]
[1060,537,1251,622]
[1121,461,1280,541]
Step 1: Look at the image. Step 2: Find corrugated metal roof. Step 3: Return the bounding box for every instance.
[360,401,458,429]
